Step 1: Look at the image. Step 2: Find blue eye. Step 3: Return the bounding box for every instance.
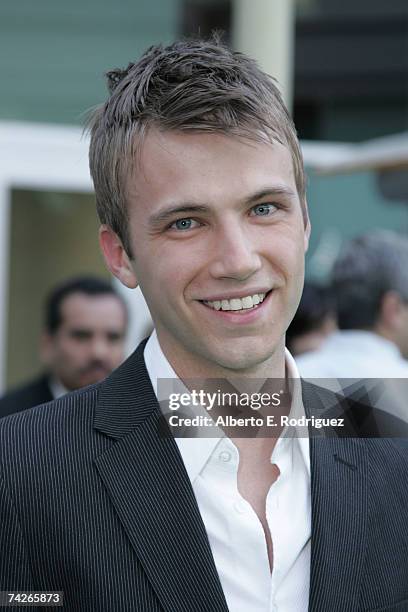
[172,218,195,231]
[251,203,277,216]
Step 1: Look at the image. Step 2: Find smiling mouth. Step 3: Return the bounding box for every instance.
[200,291,272,312]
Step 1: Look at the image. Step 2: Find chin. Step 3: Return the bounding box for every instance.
[210,343,278,374]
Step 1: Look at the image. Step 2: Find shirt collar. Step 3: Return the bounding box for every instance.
[144,330,310,482]
[48,376,69,400]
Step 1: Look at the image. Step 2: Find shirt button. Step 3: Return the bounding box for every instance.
[219,451,231,463]
[233,500,246,514]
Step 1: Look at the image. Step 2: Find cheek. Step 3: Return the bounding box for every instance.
[137,247,202,299]
[112,347,124,360]
[61,343,85,365]
[266,234,305,279]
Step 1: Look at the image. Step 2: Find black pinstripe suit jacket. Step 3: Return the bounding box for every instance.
[0,340,407,611]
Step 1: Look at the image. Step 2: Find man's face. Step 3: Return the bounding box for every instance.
[102,130,310,377]
[42,292,127,390]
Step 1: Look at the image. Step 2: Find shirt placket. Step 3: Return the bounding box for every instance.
[200,438,273,612]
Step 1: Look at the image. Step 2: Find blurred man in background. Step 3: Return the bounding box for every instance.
[286,282,337,357]
[0,276,128,417]
[297,231,408,421]
[298,231,408,378]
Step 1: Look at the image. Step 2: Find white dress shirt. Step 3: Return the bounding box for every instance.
[48,377,69,400]
[144,331,311,612]
[297,330,408,379]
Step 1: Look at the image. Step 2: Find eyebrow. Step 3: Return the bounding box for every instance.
[147,185,296,228]
[246,186,296,203]
[148,204,210,228]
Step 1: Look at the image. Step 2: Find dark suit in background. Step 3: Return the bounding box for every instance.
[0,341,407,611]
[0,374,52,418]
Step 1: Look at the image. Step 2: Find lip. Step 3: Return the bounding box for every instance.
[198,288,272,302]
[198,290,273,324]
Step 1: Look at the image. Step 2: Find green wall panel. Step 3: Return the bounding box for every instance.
[305,169,408,282]
[0,0,181,124]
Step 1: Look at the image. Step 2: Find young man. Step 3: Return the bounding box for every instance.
[0,39,407,612]
[0,276,128,418]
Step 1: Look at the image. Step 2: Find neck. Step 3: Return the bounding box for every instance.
[372,324,399,350]
[155,332,286,382]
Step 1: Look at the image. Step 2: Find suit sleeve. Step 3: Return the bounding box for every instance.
[0,471,35,592]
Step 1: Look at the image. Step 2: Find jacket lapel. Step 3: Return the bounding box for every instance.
[302,383,369,612]
[93,341,229,612]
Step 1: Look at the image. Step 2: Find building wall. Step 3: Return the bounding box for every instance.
[294,2,408,142]
[305,169,408,283]
[0,0,181,124]
[7,189,109,388]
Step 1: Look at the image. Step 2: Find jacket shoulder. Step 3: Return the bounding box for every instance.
[0,382,100,461]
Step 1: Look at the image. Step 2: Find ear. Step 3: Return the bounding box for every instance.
[99,225,138,289]
[379,291,403,331]
[303,199,311,252]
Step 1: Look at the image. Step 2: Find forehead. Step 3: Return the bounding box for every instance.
[59,293,125,328]
[128,129,297,208]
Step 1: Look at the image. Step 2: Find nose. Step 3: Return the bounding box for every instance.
[208,221,262,281]
[90,337,110,362]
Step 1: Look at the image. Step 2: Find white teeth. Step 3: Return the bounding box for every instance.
[204,292,267,311]
[242,296,254,309]
[230,299,242,311]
